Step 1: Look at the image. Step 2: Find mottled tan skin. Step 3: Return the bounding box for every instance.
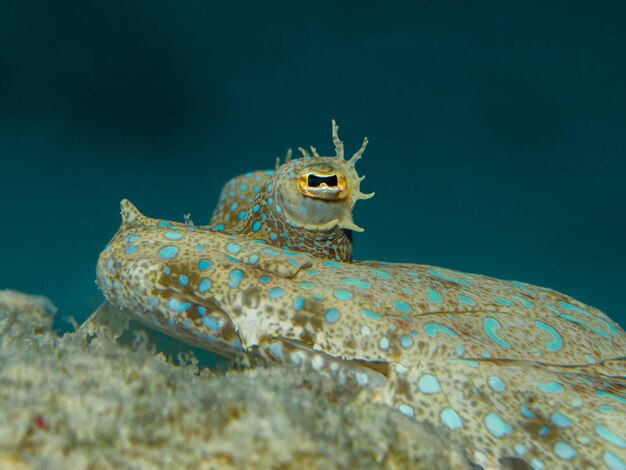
[97,122,626,469]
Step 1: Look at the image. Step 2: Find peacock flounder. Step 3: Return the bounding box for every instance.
[96,121,626,469]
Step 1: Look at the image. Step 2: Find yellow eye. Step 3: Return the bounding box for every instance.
[297,171,348,200]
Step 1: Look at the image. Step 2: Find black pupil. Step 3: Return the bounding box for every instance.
[307,174,338,187]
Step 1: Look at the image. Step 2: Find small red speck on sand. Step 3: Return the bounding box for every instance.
[34,415,47,430]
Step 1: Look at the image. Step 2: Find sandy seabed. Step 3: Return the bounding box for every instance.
[0,290,469,470]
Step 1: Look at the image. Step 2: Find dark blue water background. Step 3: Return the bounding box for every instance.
[1,1,625,329]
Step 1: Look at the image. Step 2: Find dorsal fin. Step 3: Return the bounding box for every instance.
[120,199,153,228]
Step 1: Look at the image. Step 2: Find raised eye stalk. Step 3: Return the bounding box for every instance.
[297,171,348,200]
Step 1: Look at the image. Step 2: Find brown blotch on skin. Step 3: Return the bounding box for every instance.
[304,299,327,316]
[343,337,356,351]
[299,329,316,345]
[220,322,239,342]
[519,414,544,436]
[293,313,311,327]
[309,316,323,330]
[394,378,412,400]
[185,307,203,325]
[240,286,262,309]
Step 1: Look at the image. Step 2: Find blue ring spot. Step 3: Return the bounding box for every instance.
[398,404,414,418]
[198,259,212,270]
[179,274,189,286]
[440,408,463,429]
[371,269,392,278]
[252,221,262,232]
[226,242,242,254]
[215,223,225,231]
[596,424,626,448]
[202,316,222,330]
[488,376,506,392]
[515,444,528,456]
[159,246,179,259]
[126,235,140,243]
[230,202,238,211]
[158,220,172,227]
[342,277,372,289]
[512,294,534,307]
[484,317,512,348]
[259,275,271,284]
[597,317,620,335]
[418,374,441,394]
[393,300,412,313]
[427,288,444,303]
[485,413,513,438]
[554,442,577,460]
[535,321,563,351]
[535,381,565,393]
[597,391,626,403]
[293,297,305,310]
[520,406,536,418]
[427,269,472,285]
[198,278,212,293]
[458,295,476,306]
[125,245,138,254]
[400,335,413,348]
[167,299,192,312]
[559,313,609,337]
[604,451,626,470]
[165,231,183,240]
[362,309,382,320]
[424,323,458,338]
[551,412,572,428]
[559,301,592,315]
[264,248,279,255]
[269,287,285,299]
[324,309,340,323]
[494,296,515,306]
[229,269,244,288]
[325,260,343,268]
[531,459,545,470]
[334,289,353,300]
